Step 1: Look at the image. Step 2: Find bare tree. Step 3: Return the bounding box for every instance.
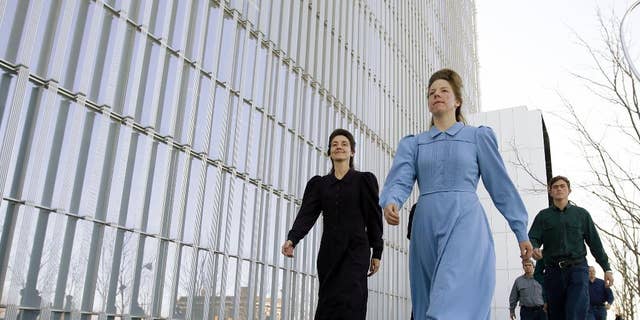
[558,9,640,320]
[508,139,549,195]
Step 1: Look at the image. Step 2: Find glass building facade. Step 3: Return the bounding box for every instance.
[0,0,480,319]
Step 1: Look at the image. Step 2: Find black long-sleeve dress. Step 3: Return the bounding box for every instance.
[287,169,383,320]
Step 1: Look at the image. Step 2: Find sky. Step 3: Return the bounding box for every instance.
[477,0,637,111]
[476,0,638,217]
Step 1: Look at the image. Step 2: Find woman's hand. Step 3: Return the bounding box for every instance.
[384,203,399,225]
[368,258,381,276]
[519,240,533,260]
[281,240,295,257]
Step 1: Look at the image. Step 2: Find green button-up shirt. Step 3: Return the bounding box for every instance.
[528,203,611,271]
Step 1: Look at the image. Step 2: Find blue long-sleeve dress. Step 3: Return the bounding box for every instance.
[379,122,529,320]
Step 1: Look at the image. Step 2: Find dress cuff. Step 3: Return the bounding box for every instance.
[372,247,383,260]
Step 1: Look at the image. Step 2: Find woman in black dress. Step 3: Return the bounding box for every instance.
[281,128,384,320]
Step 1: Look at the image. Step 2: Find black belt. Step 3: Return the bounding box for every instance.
[547,258,585,269]
[521,305,544,310]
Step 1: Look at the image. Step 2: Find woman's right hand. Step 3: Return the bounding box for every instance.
[281,240,295,257]
[384,203,400,225]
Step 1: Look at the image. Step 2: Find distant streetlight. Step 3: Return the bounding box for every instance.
[118,284,127,313]
[621,0,640,80]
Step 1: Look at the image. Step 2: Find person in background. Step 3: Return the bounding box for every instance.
[281,128,383,320]
[529,176,613,320]
[509,259,547,320]
[587,266,614,320]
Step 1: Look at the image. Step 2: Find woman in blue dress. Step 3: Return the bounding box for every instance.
[379,69,533,319]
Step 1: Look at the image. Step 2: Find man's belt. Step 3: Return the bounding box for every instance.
[547,258,585,269]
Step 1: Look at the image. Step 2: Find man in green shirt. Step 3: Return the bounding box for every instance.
[528,176,613,320]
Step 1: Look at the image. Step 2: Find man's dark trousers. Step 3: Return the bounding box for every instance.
[520,305,548,320]
[587,305,607,320]
[544,261,589,320]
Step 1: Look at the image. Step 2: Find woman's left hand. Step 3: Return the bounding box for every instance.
[368,258,381,276]
[519,240,533,260]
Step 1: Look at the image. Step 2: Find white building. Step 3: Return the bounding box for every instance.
[468,107,552,320]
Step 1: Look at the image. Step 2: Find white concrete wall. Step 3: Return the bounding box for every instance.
[468,107,550,320]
